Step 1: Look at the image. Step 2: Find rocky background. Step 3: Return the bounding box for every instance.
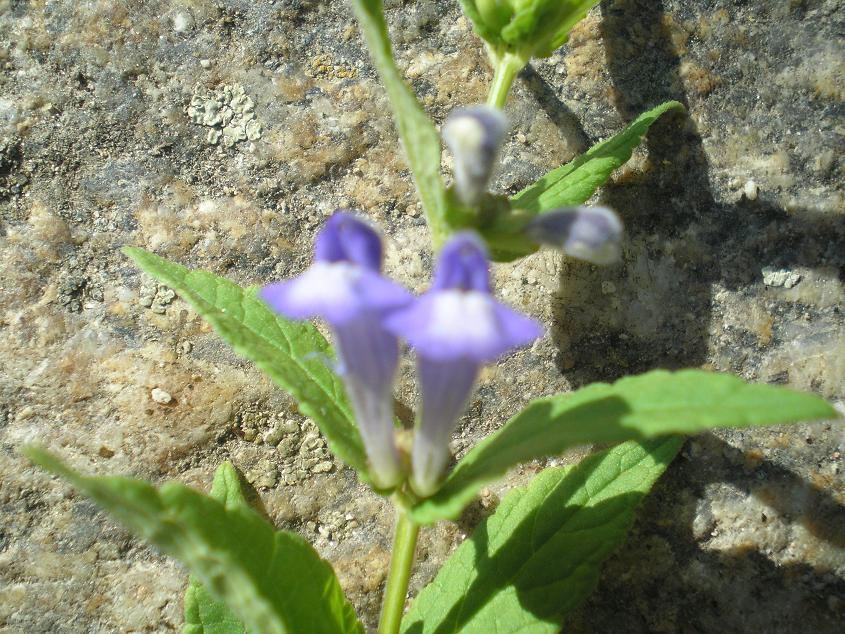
[1,0,843,632]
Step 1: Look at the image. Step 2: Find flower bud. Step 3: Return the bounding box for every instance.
[442,106,508,207]
[525,206,623,265]
[461,0,599,59]
[476,0,513,31]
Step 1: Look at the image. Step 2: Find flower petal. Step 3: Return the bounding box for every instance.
[334,316,403,488]
[314,211,383,271]
[260,262,364,324]
[260,262,411,326]
[357,270,415,314]
[431,232,491,292]
[384,289,541,362]
[334,314,400,391]
[493,301,545,350]
[412,357,479,496]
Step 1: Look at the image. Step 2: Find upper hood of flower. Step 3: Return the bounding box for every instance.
[260,211,412,326]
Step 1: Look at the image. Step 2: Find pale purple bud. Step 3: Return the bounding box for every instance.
[525,206,623,265]
[260,212,411,489]
[384,233,542,496]
[442,106,508,206]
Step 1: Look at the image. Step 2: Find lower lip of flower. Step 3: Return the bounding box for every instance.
[427,290,498,344]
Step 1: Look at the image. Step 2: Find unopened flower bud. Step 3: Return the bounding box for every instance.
[525,206,623,265]
[442,106,508,207]
[475,0,513,31]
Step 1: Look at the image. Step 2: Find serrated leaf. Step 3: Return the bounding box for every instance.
[184,582,247,634]
[349,0,449,245]
[510,101,684,215]
[410,369,838,523]
[184,463,249,634]
[401,437,683,633]
[26,448,364,634]
[122,247,368,478]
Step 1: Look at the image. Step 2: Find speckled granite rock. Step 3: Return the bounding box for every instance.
[0,0,842,632]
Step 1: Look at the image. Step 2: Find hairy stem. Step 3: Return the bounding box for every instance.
[377,508,420,634]
[486,52,525,109]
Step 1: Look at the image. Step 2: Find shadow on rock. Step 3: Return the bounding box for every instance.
[566,434,845,633]
[543,0,845,387]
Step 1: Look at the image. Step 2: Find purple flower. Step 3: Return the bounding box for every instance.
[260,212,411,489]
[442,106,508,206]
[526,206,623,265]
[384,233,542,496]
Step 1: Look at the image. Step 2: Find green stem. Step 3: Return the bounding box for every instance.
[377,508,420,634]
[486,52,526,109]
[428,213,450,252]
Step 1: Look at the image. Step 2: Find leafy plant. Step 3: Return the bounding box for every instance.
[402,438,684,633]
[25,2,840,634]
[26,450,363,634]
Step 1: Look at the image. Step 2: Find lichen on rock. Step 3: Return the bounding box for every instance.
[187,83,263,147]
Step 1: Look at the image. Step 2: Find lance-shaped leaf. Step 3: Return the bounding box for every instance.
[123,247,368,478]
[26,448,364,634]
[510,101,684,215]
[349,0,449,245]
[184,462,250,634]
[409,369,838,523]
[401,437,683,633]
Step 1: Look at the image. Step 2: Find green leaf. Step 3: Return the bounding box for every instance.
[209,461,250,511]
[401,437,683,633]
[184,463,249,634]
[349,0,449,246]
[458,0,506,46]
[502,0,600,58]
[122,247,368,478]
[184,582,246,634]
[510,101,684,215]
[26,448,364,634]
[410,369,838,523]
[545,0,600,53]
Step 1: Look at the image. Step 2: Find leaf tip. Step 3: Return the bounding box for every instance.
[212,460,241,490]
[21,445,70,479]
[807,396,840,421]
[20,443,45,464]
[120,245,144,260]
[665,100,686,113]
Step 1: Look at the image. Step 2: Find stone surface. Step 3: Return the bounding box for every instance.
[0,0,842,632]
